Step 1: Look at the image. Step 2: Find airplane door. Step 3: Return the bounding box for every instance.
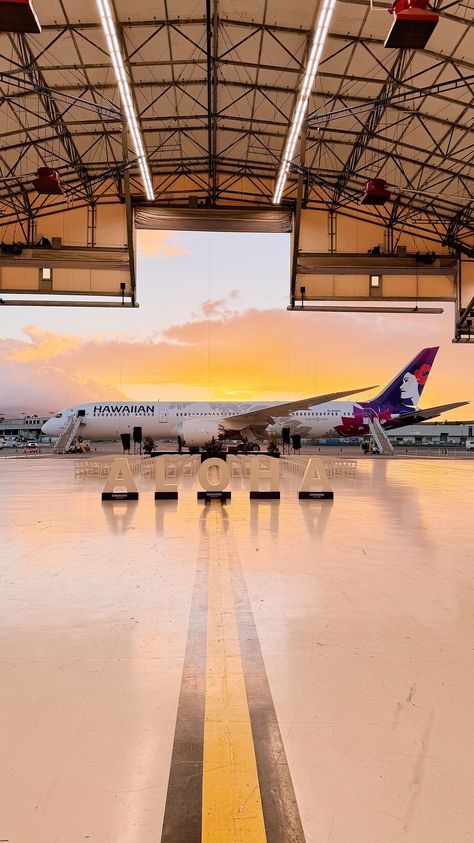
[158,410,168,424]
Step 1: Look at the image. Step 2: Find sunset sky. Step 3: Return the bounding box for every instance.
[1,230,472,418]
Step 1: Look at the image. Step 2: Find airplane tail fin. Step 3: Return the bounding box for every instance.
[373,347,439,410]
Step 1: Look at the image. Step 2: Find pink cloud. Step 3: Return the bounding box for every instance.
[200,291,239,320]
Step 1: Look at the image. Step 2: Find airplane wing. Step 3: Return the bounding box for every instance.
[221,385,378,431]
[385,401,469,429]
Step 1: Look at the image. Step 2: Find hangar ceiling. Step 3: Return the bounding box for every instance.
[0,0,472,247]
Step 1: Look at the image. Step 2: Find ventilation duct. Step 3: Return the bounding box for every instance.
[360,179,391,206]
[32,168,63,196]
[385,0,439,49]
[0,0,41,33]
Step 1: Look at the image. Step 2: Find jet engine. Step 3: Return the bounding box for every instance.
[179,419,223,447]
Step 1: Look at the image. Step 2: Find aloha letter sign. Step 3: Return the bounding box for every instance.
[102,455,333,502]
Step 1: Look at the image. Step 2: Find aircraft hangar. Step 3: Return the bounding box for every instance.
[0,1,473,841]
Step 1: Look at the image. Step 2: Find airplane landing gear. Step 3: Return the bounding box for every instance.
[236,440,260,453]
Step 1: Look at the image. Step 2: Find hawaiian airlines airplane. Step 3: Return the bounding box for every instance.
[42,348,467,449]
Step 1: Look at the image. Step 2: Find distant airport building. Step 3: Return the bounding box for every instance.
[0,415,48,440]
[387,421,474,446]
[312,421,474,447]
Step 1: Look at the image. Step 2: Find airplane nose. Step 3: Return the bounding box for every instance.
[42,420,52,435]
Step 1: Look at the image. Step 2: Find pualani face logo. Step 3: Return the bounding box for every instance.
[93,404,155,417]
[400,363,431,409]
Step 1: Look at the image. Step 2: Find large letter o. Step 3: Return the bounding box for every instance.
[198,458,231,491]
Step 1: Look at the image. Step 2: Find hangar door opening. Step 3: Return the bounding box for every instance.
[132,207,472,416]
[134,206,292,318]
[134,207,291,402]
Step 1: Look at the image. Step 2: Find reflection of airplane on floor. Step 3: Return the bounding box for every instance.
[42,347,467,449]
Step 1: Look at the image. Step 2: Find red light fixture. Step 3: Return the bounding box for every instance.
[0,0,41,33]
[32,168,64,196]
[385,0,439,49]
[361,179,391,206]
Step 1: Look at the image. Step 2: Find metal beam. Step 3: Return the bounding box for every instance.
[331,50,414,207]
[9,35,93,199]
[206,0,213,202]
[122,125,137,306]
[0,299,137,307]
[288,305,444,313]
[296,253,458,276]
[290,129,307,308]
[0,71,121,117]
[307,73,474,126]
[212,0,219,204]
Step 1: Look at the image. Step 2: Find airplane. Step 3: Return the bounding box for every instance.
[42,347,467,450]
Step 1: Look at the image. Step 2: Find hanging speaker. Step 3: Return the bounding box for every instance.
[120,433,131,451]
[291,434,301,451]
[282,427,291,445]
[133,426,142,444]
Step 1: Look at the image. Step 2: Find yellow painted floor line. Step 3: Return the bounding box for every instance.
[202,507,268,843]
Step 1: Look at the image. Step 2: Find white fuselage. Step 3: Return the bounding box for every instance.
[42,399,362,442]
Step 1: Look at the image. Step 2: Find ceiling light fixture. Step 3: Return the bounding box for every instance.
[273,0,337,204]
[96,0,154,200]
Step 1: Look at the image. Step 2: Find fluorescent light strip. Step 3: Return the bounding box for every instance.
[96,0,154,200]
[273,0,337,204]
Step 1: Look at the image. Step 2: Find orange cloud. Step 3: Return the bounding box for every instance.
[1,302,472,417]
[8,325,80,362]
[137,230,191,258]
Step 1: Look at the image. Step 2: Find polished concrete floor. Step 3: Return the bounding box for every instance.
[1,457,473,842]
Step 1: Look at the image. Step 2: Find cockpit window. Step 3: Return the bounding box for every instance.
[55,413,63,418]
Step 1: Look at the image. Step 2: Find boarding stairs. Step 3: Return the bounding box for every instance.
[54,415,84,454]
[365,415,394,455]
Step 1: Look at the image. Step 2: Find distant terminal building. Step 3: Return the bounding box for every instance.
[315,421,474,448]
[0,415,48,440]
[387,421,474,446]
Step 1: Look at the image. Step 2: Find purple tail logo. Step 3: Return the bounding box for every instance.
[336,347,440,436]
[371,347,439,411]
